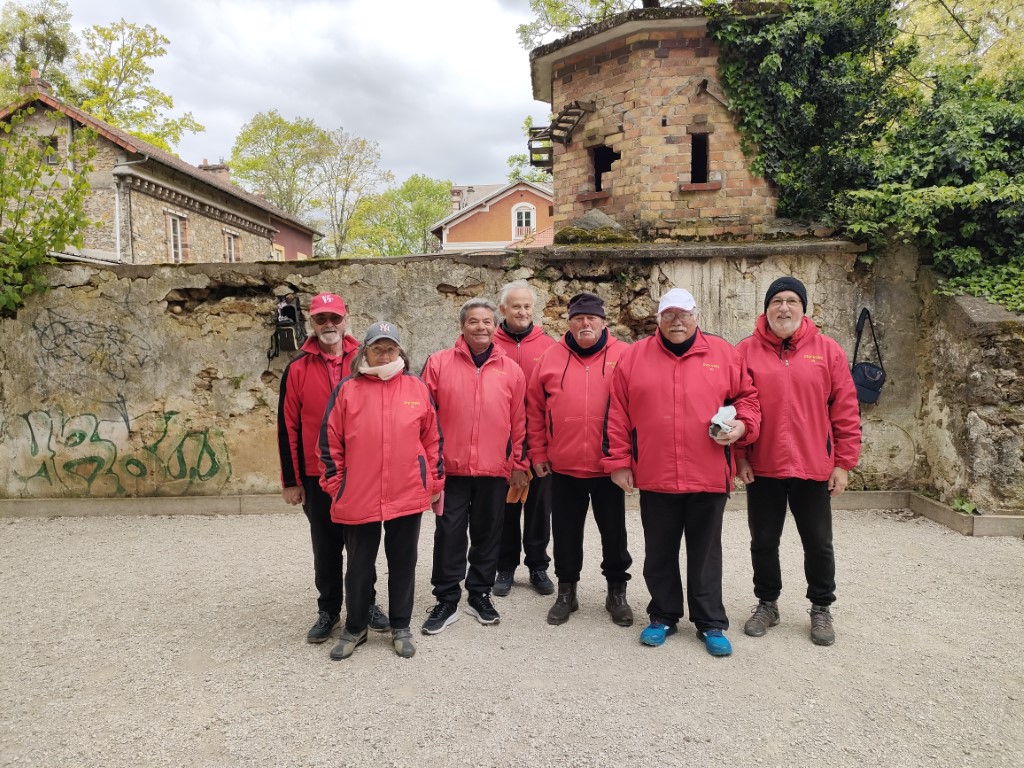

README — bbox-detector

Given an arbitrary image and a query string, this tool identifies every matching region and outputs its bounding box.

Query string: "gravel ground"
[1,505,1022,768]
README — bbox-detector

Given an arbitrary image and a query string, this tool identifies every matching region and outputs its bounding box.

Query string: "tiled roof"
[507,225,554,249]
[0,91,319,235]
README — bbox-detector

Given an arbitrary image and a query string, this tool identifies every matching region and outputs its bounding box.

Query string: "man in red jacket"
[528,292,634,627]
[277,292,388,644]
[493,280,556,598]
[603,287,760,657]
[735,277,861,646]
[420,298,529,635]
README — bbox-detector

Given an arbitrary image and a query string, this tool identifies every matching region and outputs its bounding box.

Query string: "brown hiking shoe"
[743,600,780,637]
[809,605,835,646]
[605,582,634,627]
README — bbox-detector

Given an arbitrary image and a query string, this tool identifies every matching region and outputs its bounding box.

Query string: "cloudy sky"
[61,0,549,187]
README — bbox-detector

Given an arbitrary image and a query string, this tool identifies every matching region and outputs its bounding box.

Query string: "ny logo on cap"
[378,322,393,332]
[319,294,334,303]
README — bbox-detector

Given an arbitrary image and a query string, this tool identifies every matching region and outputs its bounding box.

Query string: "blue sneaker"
[640,621,678,647]
[698,629,733,657]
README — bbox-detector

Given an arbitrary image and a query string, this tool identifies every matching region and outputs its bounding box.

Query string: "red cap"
[309,293,347,315]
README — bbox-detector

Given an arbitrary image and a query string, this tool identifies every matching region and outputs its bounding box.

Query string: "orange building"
[431,181,553,251]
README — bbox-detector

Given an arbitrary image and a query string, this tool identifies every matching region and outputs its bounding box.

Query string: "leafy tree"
[74,19,203,152]
[312,127,393,258]
[517,1,697,48]
[348,174,452,257]
[836,65,1024,310]
[229,110,331,218]
[706,0,917,220]
[506,115,553,183]
[899,0,1024,79]
[0,0,76,103]
[0,106,95,313]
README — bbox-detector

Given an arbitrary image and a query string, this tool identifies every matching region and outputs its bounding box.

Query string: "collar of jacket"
[753,314,815,350]
[654,327,708,358]
[454,334,506,365]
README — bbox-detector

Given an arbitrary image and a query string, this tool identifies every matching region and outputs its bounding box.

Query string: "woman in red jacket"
[319,322,444,660]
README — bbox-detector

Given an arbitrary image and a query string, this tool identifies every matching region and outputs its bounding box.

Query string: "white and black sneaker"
[421,601,460,635]
[467,592,500,625]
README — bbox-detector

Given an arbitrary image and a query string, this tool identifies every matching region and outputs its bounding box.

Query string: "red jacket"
[735,315,861,480]
[277,334,360,485]
[527,334,628,478]
[318,372,444,525]
[421,337,528,478]
[602,329,761,494]
[494,324,556,384]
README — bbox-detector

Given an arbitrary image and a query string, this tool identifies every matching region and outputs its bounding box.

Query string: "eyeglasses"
[312,314,345,325]
[660,310,695,323]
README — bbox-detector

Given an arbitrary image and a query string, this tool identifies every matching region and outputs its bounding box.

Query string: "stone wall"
[917,271,1024,515]
[0,243,1020,513]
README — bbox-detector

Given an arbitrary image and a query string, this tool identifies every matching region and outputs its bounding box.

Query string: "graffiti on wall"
[33,309,154,383]
[8,408,231,497]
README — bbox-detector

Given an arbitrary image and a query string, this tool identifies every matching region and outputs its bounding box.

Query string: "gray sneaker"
[809,605,835,646]
[329,627,368,660]
[392,628,416,658]
[744,600,780,637]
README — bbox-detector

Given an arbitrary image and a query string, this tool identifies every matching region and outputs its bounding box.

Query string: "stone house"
[0,78,319,264]
[430,181,554,251]
[529,6,778,239]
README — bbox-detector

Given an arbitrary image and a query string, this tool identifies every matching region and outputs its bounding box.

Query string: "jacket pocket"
[418,455,427,489]
[334,470,348,502]
[825,434,833,458]
[630,428,638,462]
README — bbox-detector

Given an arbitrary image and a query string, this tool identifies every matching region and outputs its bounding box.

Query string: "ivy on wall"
[705,1,1024,312]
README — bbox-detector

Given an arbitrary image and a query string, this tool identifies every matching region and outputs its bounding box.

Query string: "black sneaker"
[529,569,555,595]
[306,611,339,644]
[466,592,501,625]
[421,601,460,635]
[493,570,514,597]
[368,603,391,632]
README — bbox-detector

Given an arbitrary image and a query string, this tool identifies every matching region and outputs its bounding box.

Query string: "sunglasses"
[312,314,346,325]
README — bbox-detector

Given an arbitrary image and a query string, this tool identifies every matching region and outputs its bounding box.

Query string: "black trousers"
[639,490,728,632]
[301,475,345,616]
[344,513,422,632]
[550,472,631,584]
[497,472,552,571]
[431,475,508,604]
[746,477,836,606]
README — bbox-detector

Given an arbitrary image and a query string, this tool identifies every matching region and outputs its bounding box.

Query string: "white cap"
[658,288,697,314]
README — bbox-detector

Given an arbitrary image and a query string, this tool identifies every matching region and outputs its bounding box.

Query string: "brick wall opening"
[592,145,621,192]
[691,133,709,184]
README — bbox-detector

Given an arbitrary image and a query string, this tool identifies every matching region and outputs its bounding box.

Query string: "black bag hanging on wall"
[268,297,307,360]
[851,308,886,404]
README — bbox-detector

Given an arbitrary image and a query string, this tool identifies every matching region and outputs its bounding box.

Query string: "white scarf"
[358,359,405,381]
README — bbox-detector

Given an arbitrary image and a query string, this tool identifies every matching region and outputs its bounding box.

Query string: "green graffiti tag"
[8,408,232,497]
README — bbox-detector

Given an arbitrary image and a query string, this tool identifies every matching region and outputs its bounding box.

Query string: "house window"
[272,244,286,261]
[224,231,239,263]
[166,213,189,264]
[592,145,621,192]
[512,204,536,240]
[691,133,710,184]
[40,136,59,165]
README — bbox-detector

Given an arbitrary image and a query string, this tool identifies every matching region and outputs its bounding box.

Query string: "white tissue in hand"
[709,405,737,436]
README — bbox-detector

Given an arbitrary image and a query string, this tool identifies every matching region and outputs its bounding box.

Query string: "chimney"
[19,69,52,97]
[198,157,231,182]
[450,187,463,213]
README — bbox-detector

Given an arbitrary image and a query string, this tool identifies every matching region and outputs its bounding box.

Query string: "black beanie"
[567,292,606,319]
[764,277,807,313]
